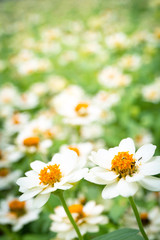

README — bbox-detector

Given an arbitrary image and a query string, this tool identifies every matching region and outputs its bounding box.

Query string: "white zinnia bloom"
[60,142,93,168]
[123,207,160,240]
[0,169,21,190]
[98,66,131,88]
[0,196,41,231]
[85,138,160,199]
[50,200,108,240]
[17,150,88,208]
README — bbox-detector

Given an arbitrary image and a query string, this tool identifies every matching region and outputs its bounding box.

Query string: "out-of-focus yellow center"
[75,103,89,117]
[0,168,9,177]
[111,151,136,178]
[39,164,62,186]
[68,146,80,156]
[69,204,86,220]
[23,136,40,147]
[9,199,26,217]
[12,114,20,124]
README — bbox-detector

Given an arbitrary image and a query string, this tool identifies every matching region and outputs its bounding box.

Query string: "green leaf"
[93,228,144,240]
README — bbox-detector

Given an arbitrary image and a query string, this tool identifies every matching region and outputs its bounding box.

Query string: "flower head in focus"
[85,138,160,199]
[50,200,108,240]
[17,150,88,208]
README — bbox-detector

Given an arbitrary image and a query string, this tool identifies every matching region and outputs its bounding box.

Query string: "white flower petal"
[16,177,39,188]
[19,188,42,201]
[30,161,46,173]
[117,179,138,197]
[93,167,118,182]
[67,168,88,183]
[33,193,50,208]
[102,182,119,199]
[51,150,78,175]
[85,170,108,185]
[90,149,114,169]
[139,176,160,191]
[140,156,160,176]
[125,173,144,182]
[135,144,156,162]
[119,138,135,154]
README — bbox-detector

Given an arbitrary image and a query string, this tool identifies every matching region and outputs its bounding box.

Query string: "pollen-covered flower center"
[111,151,137,178]
[75,103,89,117]
[23,136,40,147]
[39,164,62,186]
[9,199,26,217]
[69,204,86,220]
[68,146,80,156]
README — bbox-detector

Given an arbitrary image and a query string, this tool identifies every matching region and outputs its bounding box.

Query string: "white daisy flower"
[105,32,129,49]
[4,112,29,134]
[50,200,108,240]
[16,150,88,208]
[0,196,41,231]
[0,145,23,168]
[0,168,21,190]
[142,78,160,103]
[123,207,160,240]
[85,138,160,199]
[98,66,131,88]
[60,142,93,168]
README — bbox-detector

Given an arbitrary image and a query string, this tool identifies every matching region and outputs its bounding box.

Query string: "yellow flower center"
[0,168,9,177]
[68,146,80,156]
[75,103,89,117]
[12,114,20,125]
[23,137,40,147]
[39,164,62,186]
[9,199,26,218]
[111,151,137,178]
[69,204,86,220]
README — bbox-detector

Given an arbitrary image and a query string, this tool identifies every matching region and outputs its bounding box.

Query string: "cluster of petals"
[50,200,108,240]
[16,150,88,208]
[85,138,160,199]
[0,196,41,231]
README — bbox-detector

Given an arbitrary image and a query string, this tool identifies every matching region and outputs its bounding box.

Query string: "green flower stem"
[55,190,83,240]
[129,196,149,240]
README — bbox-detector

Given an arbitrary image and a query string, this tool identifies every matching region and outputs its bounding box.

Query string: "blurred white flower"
[16,92,39,110]
[142,78,160,103]
[0,146,23,167]
[60,142,93,167]
[0,85,19,106]
[85,138,160,199]
[0,168,21,190]
[17,150,88,208]
[16,117,53,153]
[123,207,160,240]
[4,112,29,134]
[119,54,141,71]
[0,196,41,231]
[105,32,129,49]
[98,66,131,88]
[50,200,108,240]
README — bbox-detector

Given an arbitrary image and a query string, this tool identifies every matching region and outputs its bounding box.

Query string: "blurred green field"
[0,0,160,240]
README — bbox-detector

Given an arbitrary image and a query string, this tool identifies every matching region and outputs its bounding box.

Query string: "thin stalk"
[129,196,149,240]
[55,190,83,240]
